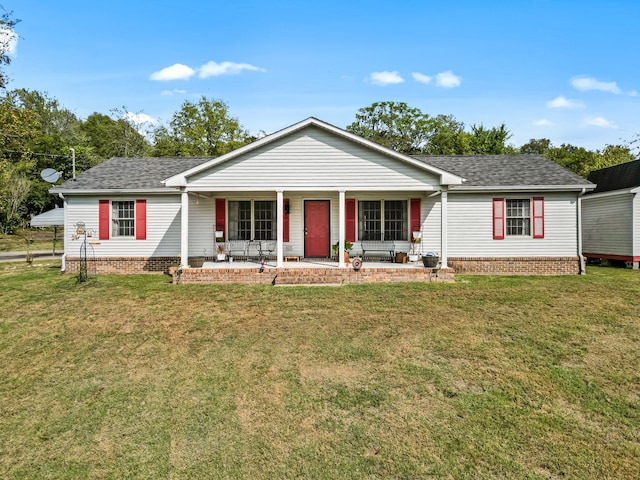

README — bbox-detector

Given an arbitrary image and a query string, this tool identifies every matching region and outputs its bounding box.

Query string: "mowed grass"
[0,229,63,252]
[1,263,639,479]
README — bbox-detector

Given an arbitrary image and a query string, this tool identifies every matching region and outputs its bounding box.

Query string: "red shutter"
[410,198,421,234]
[493,198,505,240]
[532,197,544,238]
[283,198,290,242]
[345,198,356,242]
[99,200,110,240]
[135,199,147,240]
[215,198,226,240]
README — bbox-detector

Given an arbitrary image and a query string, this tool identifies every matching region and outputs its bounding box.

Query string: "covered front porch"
[179,188,451,272]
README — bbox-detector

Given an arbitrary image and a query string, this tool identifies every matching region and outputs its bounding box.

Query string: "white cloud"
[547,96,584,109]
[412,72,432,84]
[124,112,158,125]
[571,76,621,94]
[151,61,265,81]
[0,26,18,56]
[370,71,404,86]
[161,89,187,96]
[435,70,461,88]
[198,61,265,78]
[584,116,617,128]
[534,119,554,127]
[150,63,196,81]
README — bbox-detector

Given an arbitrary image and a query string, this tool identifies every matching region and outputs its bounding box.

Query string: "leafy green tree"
[0,90,38,232]
[81,111,149,160]
[347,101,514,155]
[592,144,635,172]
[0,6,18,90]
[152,97,251,157]
[519,138,551,155]
[468,123,514,154]
[422,114,470,155]
[346,101,434,154]
[544,144,596,178]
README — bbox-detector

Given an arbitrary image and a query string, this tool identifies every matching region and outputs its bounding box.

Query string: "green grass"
[1,263,639,479]
[0,228,63,252]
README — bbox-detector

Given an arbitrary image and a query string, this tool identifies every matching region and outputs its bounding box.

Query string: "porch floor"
[200,258,428,269]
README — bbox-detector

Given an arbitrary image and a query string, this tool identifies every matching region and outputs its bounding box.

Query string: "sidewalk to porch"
[170,258,454,285]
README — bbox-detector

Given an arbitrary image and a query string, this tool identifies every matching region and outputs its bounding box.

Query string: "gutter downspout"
[577,188,586,275]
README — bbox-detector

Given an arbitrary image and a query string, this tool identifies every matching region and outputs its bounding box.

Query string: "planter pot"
[422,256,439,268]
[408,254,419,263]
[216,253,226,262]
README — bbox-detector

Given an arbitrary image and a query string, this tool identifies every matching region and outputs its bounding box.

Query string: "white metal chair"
[225,240,249,261]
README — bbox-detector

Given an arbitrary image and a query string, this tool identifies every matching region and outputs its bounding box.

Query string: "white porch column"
[277,190,284,267]
[440,188,448,269]
[180,191,190,267]
[339,190,346,268]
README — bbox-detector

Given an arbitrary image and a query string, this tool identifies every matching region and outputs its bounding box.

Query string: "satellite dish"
[40,168,63,183]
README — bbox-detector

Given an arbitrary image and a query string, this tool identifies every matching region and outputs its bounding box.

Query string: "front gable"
[164,118,463,191]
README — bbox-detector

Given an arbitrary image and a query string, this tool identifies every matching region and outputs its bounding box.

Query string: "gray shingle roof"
[586,159,640,193]
[51,157,210,191]
[52,153,594,193]
[412,154,594,188]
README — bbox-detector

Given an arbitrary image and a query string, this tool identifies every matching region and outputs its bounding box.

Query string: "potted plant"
[332,240,353,263]
[216,243,226,261]
[422,251,440,268]
[408,236,421,262]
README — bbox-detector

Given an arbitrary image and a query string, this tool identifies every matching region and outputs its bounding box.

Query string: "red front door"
[304,200,330,257]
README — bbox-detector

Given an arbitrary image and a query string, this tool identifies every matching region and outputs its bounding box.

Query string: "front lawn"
[1,264,638,478]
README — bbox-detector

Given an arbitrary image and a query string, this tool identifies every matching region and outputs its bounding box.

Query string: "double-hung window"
[358,200,407,241]
[112,200,135,237]
[228,200,276,240]
[505,199,531,236]
[494,197,543,239]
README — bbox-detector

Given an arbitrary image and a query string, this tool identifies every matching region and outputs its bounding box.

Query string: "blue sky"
[4,0,639,150]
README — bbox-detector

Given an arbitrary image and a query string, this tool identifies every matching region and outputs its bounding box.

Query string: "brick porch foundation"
[169,266,454,285]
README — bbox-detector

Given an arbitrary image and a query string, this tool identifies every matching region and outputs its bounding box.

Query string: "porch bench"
[360,240,396,262]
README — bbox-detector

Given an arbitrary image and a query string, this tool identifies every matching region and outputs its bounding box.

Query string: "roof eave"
[50,187,181,195]
[451,184,596,192]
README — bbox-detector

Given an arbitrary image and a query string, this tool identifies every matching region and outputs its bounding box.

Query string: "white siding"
[582,192,634,256]
[447,192,579,257]
[188,195,216,257]
[64,195,182,258]
[188,126,441,191]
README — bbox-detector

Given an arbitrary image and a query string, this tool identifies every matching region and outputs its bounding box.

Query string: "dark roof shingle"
[586,159,640,194]
[412,154,594,187]
[52,157,209,191]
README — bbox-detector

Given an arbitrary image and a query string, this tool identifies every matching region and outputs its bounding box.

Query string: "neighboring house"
[50,117,594,277]
[582,159,640,269]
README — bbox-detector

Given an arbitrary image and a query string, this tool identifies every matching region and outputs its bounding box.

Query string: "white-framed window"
[228,200,276,240]
[505,199,531,236]
[358,200,408,241]
[112,200,135,237]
